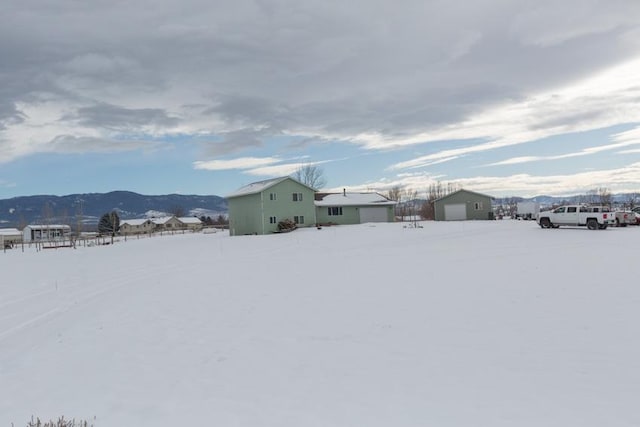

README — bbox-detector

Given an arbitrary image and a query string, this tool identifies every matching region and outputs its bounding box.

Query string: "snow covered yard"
[1,221,639,426]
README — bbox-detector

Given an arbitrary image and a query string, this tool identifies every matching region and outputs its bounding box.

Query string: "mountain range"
[0,191,227,229]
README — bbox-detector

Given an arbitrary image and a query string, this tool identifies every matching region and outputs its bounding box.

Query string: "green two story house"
[226,176,317,236]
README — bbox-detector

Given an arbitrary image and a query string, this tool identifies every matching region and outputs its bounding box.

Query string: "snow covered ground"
[1,221,639,426]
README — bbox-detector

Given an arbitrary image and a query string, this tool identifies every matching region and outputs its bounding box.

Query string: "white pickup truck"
[536,205,615,230]
[584,206,636,227]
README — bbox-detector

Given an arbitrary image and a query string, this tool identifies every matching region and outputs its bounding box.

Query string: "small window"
[293,192,303,201]
[328,207,343,216]
[567,207,577,213]
[294,216,305,224]
[269,216,277,224]
[474,202,483,210]
[269,193,277,201]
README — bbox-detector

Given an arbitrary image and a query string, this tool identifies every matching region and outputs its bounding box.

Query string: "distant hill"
[494,192,638,207]
[0,191,227,229]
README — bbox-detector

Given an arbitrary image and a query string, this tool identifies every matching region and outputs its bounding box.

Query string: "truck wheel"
[587,219,598,230]
[540,218,551,228]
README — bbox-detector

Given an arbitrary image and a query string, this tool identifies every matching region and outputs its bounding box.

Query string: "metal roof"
[314,192,396,206]
[226,176,315,198]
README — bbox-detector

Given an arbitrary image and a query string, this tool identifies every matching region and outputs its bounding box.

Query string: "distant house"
[119,219,154,235]
[176,217,203,231]
[151,216,183,231]
[22,224,72,242]
[120,216,203,235]
[226,176,317,236]
[434,189,494,221]
[315,191,396,225]
[0,228,22,247]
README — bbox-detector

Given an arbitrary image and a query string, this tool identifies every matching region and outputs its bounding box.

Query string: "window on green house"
[474,202,483,210]
[328,207,343,216]
[269,216,277,223]
[293,192,303,201]
[269,193,277,200]
[294,216,304,224]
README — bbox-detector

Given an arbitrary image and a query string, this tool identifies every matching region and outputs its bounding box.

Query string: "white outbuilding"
[22,224,72,242]
[1,228,22,247]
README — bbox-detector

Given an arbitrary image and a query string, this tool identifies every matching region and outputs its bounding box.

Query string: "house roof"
[434,189,494,203]
[120,219,151,226]
[314,192,396,207]
[0,228,21,236]
[150,216,175,225]
[226,176,315,198]
[25,224,71,230]
[177,217,202,224]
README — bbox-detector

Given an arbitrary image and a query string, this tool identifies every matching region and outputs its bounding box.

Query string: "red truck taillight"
[603,213,608,218]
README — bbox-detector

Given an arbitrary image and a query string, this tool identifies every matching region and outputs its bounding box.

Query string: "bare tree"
[385,186,404,219]
[74,198,84,236]
[404,188,419,225]
[597,187,612,207]
[386,186,402,202]
[17,214,27,231]
[41,202,54,225]
[585,187,612,206]
[421,181,459,220]
[168,205,186,217]
[292,164,327,189]
[40,202,54,243]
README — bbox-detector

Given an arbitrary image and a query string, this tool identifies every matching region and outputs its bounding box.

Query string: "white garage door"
[444,203,466,221]
[359,207,388,223]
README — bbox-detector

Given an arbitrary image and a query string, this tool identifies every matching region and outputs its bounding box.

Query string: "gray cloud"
[0,102,25,130]
[1,0,639,160]
[203,129,266,157]
[69,103,180,131]
[49,135,163,153]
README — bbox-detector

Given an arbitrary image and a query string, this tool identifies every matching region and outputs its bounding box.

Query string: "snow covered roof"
[226,176,314,198]
[226,177,289,198]
[314,192,396,206]
[177,217,202,224]
[120,219,151,226]
[0,228,21,236]
[150,216,175,225]
[434,189,493,202]
[25,224,71,230]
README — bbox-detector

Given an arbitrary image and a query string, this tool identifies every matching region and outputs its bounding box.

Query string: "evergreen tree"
[98,211,120,235]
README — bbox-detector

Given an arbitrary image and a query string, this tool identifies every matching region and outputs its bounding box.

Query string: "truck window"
[554,207,566,213]
[580,207,587,212]
[567,207,577,213]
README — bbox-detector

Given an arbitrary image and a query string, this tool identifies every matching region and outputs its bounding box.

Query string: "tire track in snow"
[0,260,192,342]
[0,307,62,341]
[0,288,58,309]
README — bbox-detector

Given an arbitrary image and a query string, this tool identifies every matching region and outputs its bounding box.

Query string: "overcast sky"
[1,0,640,198]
